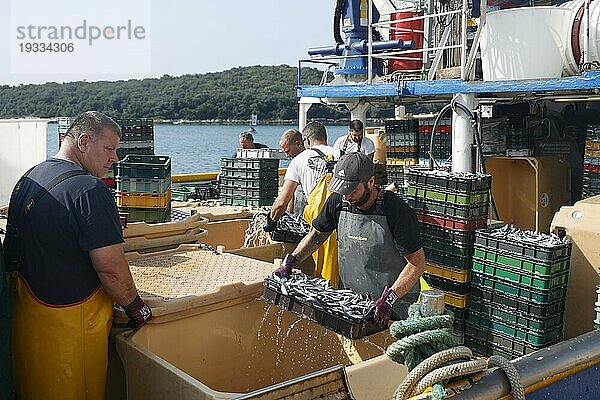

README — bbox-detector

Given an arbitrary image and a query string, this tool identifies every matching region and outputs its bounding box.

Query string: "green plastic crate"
[470,285,565,317]
[219,186,278,198]
[220,195,275,207]
[467,310,563,346]
[424,246,472,270]
[119,205,170,223]
[474,246,570,275]
[220,157,279,170]
[407,197,489,219]
[465,324,555,359]
[220,176,279,189]
[472,258,569,290]
[116,155,171,179]
[471,271,568,304]
[219,167,279,180]
[421,235,473,258]
[468,300,564,332]
[406,185,489,205]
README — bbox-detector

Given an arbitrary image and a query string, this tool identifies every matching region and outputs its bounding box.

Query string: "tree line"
[0,65,348,121]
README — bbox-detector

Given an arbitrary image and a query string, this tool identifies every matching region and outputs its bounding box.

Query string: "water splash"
[275,317,303,365]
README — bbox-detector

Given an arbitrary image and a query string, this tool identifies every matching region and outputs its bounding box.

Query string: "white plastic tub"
[480,7,573,81]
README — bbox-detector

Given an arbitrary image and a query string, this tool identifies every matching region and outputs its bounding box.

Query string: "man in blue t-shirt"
[3,111,152,400]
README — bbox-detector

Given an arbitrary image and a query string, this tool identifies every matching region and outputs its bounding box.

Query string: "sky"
[0,0,336,86]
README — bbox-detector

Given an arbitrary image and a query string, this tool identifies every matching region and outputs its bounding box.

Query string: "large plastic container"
[480,7,573,81]
[551,195,600,339]
[485,156,571,232]
[389,11,424,72]
[114,246,406,400]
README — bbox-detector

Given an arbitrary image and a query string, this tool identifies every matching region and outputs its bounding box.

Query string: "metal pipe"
[371,44,462,58]
[308,40,414,57]
[584,0,590,63]
[465,0,486,80]
[368,0,373,84]
[452,93,475,173]
[460,0,468,80]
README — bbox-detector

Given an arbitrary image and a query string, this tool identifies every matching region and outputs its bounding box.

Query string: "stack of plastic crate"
[405,169,491,339]
[115,155,172,223]
[219,154,279,207]
[505,126,534,157]
[384,120,419,194]
[57,117,71,147]
[418,118,452,166]
[115,118,155,160]
[467,225,571,359]
[583,125,600,198]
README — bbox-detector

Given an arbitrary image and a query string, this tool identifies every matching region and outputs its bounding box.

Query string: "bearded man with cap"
[274,152,425,325]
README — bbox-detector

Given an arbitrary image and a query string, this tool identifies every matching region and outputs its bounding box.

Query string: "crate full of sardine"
[263,273,384,339]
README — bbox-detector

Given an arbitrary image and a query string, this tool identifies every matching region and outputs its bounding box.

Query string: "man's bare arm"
[270,179,298,221]
[90,243,138,306]
[390,248,426,298]
[291,228,332,262]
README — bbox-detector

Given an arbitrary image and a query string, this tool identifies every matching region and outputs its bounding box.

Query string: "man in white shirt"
[265,121,341,285]
[333,119,375,160]
[268,122,339,222]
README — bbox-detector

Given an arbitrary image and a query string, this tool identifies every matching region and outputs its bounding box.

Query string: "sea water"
[47,123,348,174]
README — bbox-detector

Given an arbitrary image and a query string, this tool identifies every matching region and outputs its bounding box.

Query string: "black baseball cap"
[328,152,374,195]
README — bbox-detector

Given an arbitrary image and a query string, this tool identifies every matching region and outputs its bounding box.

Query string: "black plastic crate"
[385,119,419,134]
[424,246,472,270]
[116,155,171,179]
[470,271,568,304]
[467,309,562,346]
[421,235,473,258]
[465,324,555,359]
[117,147,155,160]
[474,227,571,263]
[469,299,564,333]
[420,224,475,247]
[407,197,489,220]
[423,273,469,295]
[261,283,384,339]
[469,285,565,317]
[406,169,492,193]
[269,229,306,244]
[120,130,154,142]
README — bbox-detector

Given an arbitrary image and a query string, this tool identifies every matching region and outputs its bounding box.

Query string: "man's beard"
[349,184,371,207]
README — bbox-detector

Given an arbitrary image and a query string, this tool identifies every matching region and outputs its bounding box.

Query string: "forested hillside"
[0,65,346,121]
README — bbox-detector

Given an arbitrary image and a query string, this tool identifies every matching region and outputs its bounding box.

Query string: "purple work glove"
[274,254,297,278]
[123,294,153,329]
[373,286,399,327]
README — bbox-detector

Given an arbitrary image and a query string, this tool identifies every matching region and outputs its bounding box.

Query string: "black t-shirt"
[312,190,422,255]
[5,159,123,305]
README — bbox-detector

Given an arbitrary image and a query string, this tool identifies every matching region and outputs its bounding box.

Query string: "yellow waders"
[10,274,114,400]
[303,173,340,287]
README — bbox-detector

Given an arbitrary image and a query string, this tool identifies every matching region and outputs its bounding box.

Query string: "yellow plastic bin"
[114,245,406,400]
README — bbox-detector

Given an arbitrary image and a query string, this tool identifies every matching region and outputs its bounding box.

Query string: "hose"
[333,0,345,45]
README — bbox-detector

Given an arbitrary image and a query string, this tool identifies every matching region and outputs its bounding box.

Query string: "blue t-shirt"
[4,159,123,305]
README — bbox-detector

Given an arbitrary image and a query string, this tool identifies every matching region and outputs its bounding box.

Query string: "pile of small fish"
[411,168,491,180]
[265,273,374,322]
[276,212,310,236]
[484,224,571,248]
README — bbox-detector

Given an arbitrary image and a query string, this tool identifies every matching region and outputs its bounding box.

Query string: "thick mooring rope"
[387,303,524,400]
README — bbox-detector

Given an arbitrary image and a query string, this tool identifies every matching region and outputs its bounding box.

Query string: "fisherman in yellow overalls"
[266,122,341,286]
[3,111,152,400]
